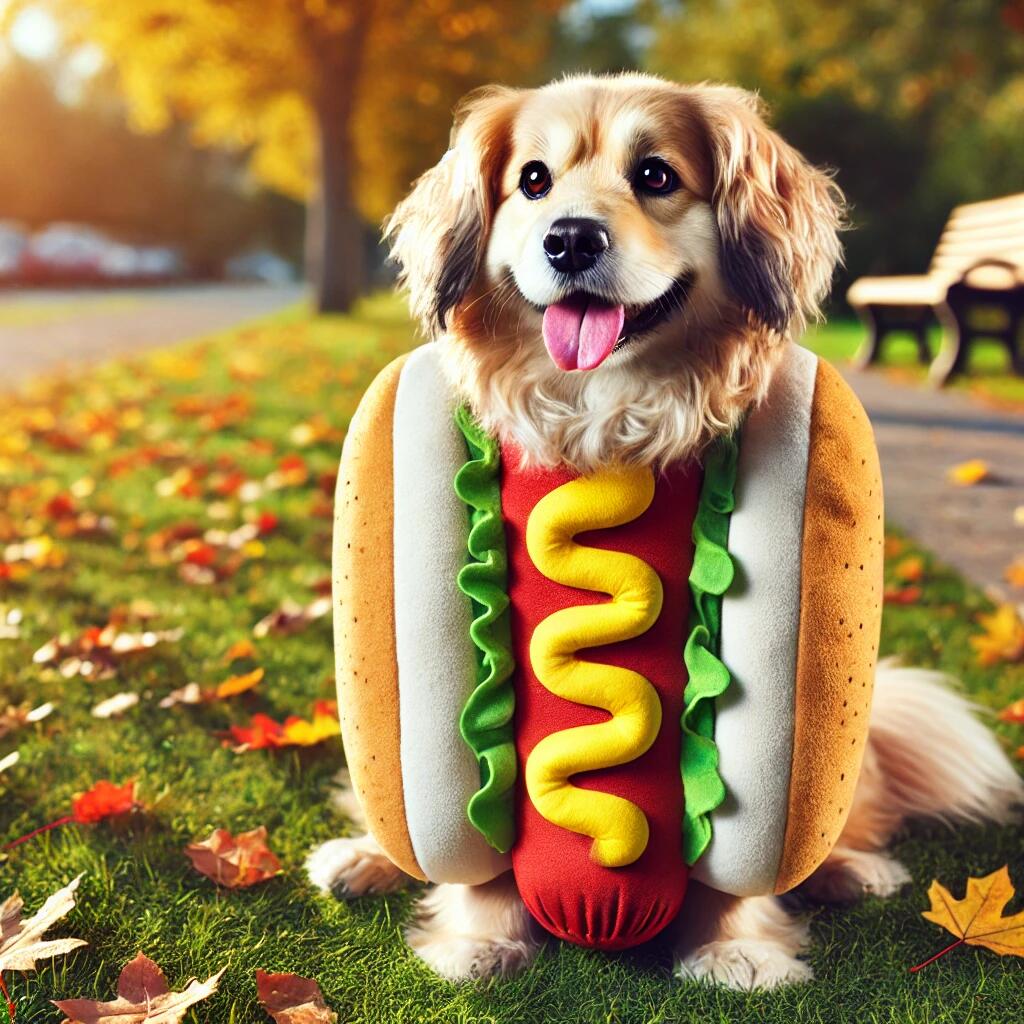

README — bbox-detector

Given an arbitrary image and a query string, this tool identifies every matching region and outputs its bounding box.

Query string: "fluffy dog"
[306,74,1023,989]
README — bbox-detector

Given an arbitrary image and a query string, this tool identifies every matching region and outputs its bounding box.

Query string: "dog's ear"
[696,87,845,334]
[385,85,519,337]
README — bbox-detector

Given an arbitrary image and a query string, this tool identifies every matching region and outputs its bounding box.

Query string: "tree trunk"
[304,4,372,314]
[311,102,365,312]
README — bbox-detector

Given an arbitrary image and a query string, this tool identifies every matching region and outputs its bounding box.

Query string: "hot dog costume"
[333,341,883,950]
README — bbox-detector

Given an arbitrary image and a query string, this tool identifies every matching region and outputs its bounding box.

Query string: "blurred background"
[1,0,1022,310]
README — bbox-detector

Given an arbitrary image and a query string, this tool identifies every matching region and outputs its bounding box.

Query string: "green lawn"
[1,299,1022,1024]
[803,317,1024,408]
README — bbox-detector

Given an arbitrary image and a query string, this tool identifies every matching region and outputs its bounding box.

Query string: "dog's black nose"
[543,218,609,275]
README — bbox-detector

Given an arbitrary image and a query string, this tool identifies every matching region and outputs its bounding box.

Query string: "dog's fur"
[307,74,1024,989]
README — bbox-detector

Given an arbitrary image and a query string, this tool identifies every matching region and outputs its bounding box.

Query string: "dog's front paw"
[407,929,535,982]
[802,849,911,903]
[676,940,814,991]
[305,835,407,897]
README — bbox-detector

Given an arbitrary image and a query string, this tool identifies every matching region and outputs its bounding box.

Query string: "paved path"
[1,287,1020,597]
[841,366,1024,601]
[0,283,305,388]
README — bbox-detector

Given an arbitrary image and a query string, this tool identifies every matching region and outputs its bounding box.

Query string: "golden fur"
[307,73,1022,991]
[386,74,844,472]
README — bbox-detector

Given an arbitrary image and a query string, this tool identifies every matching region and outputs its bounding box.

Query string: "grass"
[803,317,1024,409]
[1,297,1022,1024]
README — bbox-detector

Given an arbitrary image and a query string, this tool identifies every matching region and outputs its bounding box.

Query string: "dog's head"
[386,74,844,470]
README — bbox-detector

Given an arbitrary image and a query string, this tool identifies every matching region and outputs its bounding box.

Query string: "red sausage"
[501,449,700,950]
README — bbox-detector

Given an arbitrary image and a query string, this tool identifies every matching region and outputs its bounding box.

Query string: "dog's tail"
[852,658,1023,843]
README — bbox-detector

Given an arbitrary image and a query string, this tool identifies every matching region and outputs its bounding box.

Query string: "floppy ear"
[696,87,844,335]
[385,85,520,337]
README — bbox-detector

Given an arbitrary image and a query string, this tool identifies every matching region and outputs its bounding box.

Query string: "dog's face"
[386,74,843,470]
[483,86,719,371]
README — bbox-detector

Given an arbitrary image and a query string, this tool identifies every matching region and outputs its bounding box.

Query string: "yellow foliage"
[17,0,564,210]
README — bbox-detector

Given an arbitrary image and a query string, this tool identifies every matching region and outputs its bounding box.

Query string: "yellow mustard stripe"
[524,467,664,868]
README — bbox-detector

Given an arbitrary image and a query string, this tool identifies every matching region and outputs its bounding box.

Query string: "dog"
[306,73,1023,989]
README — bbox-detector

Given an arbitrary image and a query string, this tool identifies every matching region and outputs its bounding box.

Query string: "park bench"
[846,192,1024,384]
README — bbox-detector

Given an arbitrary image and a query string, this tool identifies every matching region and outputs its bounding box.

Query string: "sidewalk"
[841,365,1024,601]
[1,283,305,387]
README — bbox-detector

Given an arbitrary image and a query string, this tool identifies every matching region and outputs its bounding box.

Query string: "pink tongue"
[542,297,625,371]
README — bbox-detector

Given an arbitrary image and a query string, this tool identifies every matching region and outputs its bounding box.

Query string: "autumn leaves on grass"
[1,890,336,1023]
[1,819,337,1022]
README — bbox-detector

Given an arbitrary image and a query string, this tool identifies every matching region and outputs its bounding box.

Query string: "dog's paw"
[305,835,407,897]
[675,939,814,991]
[406,929,536,982]
[802,850,911,903]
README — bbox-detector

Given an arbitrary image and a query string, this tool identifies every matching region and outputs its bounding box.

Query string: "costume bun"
[333,342,882,946]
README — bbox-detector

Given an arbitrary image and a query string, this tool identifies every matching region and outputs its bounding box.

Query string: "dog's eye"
[635,158,679,196]
[520,161,552,200]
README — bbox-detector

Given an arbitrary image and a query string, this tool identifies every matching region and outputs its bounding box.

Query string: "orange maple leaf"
[913,865,1024,971]
[184,826,282,889]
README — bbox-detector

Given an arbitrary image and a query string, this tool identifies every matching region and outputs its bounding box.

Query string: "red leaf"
[72,780,137,824]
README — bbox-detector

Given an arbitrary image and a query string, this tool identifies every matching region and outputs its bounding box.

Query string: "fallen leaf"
[253,597,331,639]
[970,605,1024,667]
[0,701,54,738]
[222,714,284,752]
[158,668,263,709]
[1000,699,1024,724]
[0,607,22,640]
[184,826,282,888]
[0,875,86,972]
[158,683,205,708]
[53,952,224,1024]
[1006,558,1024,589]
[256,970,337,1023]
[281,701,340,747]
[223,638,257,663]
[947,459,992,487]
[215,667,264,698]
[884,585,923,606]
[223,702,338,752]
[72,780,138,824]
[33,622,182,681]
[91,693,139,719]
[913,865,1024,971]
[894,556,925,582]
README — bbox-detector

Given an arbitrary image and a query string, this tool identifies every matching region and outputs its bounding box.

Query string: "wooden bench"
[846,193,1024,384]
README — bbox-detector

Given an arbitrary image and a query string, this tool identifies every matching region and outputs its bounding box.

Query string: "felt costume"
[333,342,883,950]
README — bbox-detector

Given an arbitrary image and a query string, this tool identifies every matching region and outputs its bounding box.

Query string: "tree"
[644,0,1024,291]
[0,54,302,270]
[10,0,565,311]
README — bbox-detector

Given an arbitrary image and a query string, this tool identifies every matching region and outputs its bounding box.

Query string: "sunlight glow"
[8,6,59,61]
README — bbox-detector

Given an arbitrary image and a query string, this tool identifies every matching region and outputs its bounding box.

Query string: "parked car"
[225,249,296,285]
[0,221,29,280]
[7,223,186,285]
